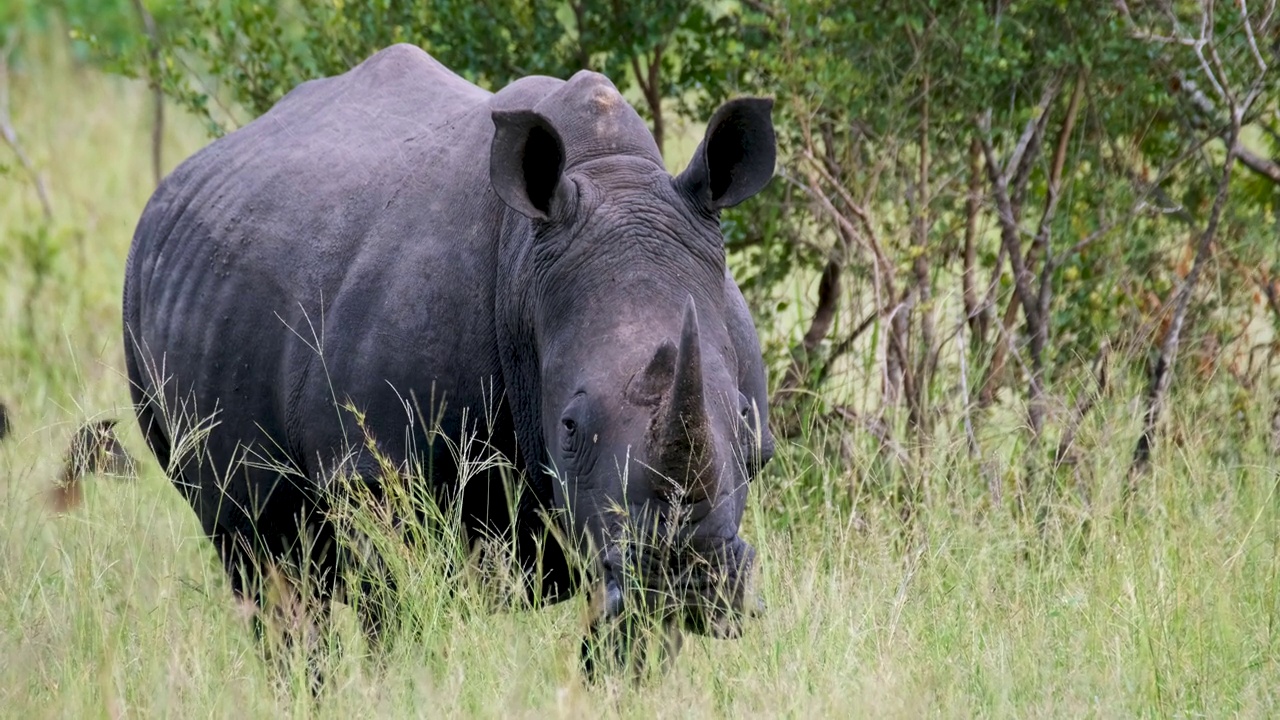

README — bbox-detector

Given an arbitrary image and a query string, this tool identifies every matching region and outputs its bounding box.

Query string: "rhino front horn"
[660,296,713,501]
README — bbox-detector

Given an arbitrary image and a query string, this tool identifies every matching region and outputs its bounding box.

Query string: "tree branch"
[0,35,53,221]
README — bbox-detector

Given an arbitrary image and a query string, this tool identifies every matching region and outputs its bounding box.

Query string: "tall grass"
[1,40,1277,718]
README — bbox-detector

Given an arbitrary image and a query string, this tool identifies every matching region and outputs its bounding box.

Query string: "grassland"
[2,42,1278,718]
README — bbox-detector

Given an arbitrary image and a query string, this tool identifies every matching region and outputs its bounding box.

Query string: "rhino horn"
[659,297,713,502]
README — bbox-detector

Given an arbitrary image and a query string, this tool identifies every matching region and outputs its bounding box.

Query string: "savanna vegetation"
[1,0,1278,716]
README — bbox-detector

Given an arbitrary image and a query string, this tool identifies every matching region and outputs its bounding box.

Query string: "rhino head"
[489,72,776,674]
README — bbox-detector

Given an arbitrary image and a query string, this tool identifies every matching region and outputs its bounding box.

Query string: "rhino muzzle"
[580,536,759,682]
[589,534,759,632]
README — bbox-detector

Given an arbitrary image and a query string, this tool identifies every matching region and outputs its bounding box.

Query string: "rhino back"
[125,45,511,491]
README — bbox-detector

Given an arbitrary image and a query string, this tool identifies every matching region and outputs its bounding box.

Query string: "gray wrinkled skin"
[123,45,776,669]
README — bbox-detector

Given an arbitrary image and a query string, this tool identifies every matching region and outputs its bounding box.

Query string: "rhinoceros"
[123,44,776,673]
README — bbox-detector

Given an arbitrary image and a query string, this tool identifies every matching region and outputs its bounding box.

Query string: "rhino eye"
[558,417,578,454]
[559,392,588,454]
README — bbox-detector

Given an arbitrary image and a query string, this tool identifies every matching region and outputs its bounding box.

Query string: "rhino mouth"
[593,535,758,637]
[579,535,758,680]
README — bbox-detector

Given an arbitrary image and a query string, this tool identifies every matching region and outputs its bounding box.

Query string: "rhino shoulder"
[268,43,488,121]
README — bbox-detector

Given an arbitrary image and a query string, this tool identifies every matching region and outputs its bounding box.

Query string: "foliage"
[716,0,1278,502]
[4,0,1275,509]
[70,0,738,151]
[2,0,169,63]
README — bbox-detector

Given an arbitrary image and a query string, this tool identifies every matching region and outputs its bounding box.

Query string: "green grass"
[2,41,1279,718]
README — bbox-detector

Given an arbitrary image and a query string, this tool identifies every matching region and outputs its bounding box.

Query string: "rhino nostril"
[587,577,625,629]
[602,579,624,622]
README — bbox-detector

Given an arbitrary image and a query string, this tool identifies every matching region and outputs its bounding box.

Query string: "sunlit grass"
[1,38,1277,718]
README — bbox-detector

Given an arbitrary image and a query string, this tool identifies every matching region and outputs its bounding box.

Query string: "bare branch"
[1232,142,1280,183]
[0,35,53,221]
[1116,0,1229,103]
[978,128,1038,326]
[962,138,985,341]
[800,148,894,280]
[1005,76,1063,202]
[1053,341,1110,472]
[1031,72,1086,274]
[811,291,914,393]
[1239,0,1269,73]
[1198,1,1233,107]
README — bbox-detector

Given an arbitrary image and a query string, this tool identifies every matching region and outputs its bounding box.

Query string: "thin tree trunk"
[973,81,1060,424]
[979,134,1043,513]
[131,0,164,186]
[629,45,665,157]
[777,254,842,400]
[962,137,984,344]
[1129,126,1240,484]
[570,2,591,70]
[957,320,980,459]
[908,71,934,446]
[1024,73,1084,493]
[979,292,1020,409]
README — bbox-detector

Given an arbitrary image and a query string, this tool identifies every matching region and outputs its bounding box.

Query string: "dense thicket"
[6,0,1277,518]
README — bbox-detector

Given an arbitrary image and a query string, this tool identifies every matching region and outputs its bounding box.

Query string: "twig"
[800,147,894,280]
[831,405,910,470]
[0,35,53,221]
[1239,0,1270,73]
[957,321,979,459]
[776,260,842,395]
[811,289,914,392]
[1053,341,1110,471]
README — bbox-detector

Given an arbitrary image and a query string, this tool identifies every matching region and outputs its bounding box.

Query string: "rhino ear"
[677,98,776,212]
[490,109,570,221]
